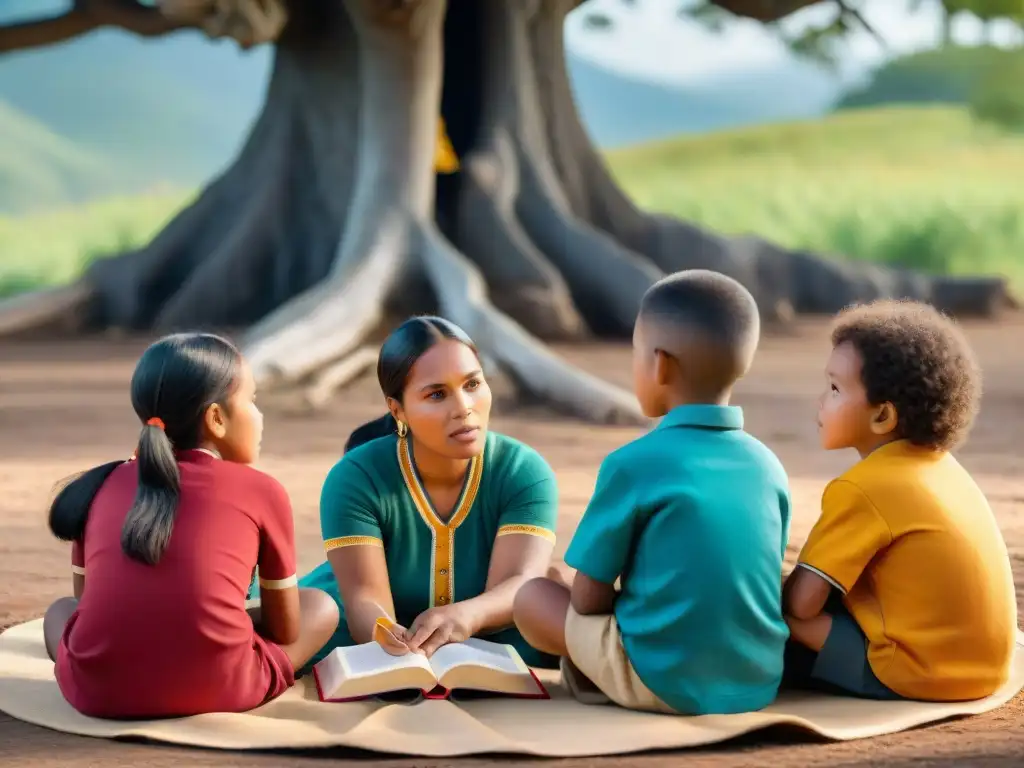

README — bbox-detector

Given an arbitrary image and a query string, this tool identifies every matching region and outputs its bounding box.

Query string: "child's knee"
[514,576,568,626]
[546,562,575,588]
[513,577,546,623]
[43,597,77,660]
[44,596,77,628]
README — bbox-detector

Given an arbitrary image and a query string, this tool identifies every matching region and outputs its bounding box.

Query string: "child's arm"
[256,477,302,646]
[571,572,617,616]
[563,452,639,615]
[785,479,891,646]
[71,539,85,600]
[783,567,832,620]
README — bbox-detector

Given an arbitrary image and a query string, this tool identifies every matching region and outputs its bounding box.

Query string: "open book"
[312,637,549,702]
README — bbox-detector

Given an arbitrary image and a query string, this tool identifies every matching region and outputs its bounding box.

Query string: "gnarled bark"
[235,0,645,424]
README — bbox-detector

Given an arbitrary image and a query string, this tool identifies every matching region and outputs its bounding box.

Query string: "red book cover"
[312,664,550,703]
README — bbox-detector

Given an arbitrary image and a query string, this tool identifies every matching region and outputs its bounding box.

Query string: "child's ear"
[653,348,673,386]
[870,402,898,436]
[203,402,228,440]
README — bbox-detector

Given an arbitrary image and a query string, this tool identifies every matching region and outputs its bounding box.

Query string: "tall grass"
[1,105,1022,299]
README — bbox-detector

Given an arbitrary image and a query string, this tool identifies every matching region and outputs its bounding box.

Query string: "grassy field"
[1,105,1022,299]
[609,106,1024,285]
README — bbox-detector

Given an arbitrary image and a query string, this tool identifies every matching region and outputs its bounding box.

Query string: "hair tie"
[146,417,165,430]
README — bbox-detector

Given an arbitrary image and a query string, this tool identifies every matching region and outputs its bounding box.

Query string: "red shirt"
[57,450,297,718]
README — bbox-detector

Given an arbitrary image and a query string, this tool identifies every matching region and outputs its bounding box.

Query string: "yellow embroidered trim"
[496,524,556,543]
[324,535,384,552]
[71,565,86,576]
[259,574,298,590]
[397,435,483,608]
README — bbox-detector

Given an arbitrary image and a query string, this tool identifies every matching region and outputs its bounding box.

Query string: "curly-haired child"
[783,299,1018,702]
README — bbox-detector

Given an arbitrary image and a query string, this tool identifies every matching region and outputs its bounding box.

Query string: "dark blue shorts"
[784,600,904,701]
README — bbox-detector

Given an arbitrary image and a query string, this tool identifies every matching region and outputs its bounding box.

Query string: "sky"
[564,0,1024,85]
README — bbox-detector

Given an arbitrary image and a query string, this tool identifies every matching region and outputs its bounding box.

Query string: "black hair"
[638,269,760,393]
[831,299,980,451]
[344,316,478,452]
[48,333,242,565]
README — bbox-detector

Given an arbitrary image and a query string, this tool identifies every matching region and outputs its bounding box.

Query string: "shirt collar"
[656,404,744,432]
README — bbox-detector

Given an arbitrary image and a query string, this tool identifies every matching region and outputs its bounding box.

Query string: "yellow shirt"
[799,440,1017,701]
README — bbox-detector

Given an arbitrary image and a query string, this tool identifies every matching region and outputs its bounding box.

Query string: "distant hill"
[569,54,838,149]
[0,28,268,196]
[835,45,1024,111]
[0,5,841,212]
[0,100,124,214]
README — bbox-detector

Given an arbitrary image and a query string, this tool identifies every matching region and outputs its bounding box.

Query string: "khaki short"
[563,606,677,714]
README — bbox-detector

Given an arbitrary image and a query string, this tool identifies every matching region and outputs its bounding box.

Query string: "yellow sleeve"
[798,479,892,594]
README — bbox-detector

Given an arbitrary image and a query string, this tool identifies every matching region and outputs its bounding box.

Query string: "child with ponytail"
[44,333,339,719]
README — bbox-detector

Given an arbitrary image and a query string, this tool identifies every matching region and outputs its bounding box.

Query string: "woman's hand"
[406,604,476,657]
[373,618,412,656]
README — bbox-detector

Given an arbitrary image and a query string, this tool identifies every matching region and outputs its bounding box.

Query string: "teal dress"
[299,430,560,668]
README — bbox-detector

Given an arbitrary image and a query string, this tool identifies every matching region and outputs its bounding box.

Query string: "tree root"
[454,137,587,341]
[0,283,96,337]
[243,226,409,385]
[416,221,646,426]
[303,345,380,410]
[511,137,661,337]
[463,0,661,339]
[240,212,645,426]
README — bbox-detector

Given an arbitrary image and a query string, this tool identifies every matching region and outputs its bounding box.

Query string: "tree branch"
[0,1,189,55]
[710,0,827,23]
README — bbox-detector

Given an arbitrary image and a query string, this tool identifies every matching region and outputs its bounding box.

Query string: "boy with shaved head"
[514,270,792,716]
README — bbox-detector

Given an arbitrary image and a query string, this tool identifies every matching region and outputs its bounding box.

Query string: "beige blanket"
[1,620,1021,757]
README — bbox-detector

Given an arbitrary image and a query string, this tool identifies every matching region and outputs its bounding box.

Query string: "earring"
[396,420,408,438]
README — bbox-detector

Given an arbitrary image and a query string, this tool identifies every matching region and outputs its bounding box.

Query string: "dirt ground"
[1,317,1023,767]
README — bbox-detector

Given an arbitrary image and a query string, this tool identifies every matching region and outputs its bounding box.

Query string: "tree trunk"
[87,0,361,332]
[0,0,1013,426]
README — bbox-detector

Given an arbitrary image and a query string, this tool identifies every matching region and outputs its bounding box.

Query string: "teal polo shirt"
[564,404,792,715]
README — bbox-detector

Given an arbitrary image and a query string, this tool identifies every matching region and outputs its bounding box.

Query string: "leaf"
[582,12,615,30]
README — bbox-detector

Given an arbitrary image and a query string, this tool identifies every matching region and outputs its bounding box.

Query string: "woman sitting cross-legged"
[299,316,561,667]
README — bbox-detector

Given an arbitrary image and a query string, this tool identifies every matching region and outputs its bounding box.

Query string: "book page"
[338,642,435,679]
[315,643,438,700]
[429,638,528,680]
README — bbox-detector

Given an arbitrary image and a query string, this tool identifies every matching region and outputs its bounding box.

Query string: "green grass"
[1,105,1022,300]
[607,105,1024,289]
[0,190,193,298]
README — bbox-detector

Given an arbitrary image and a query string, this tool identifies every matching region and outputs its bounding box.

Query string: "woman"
[299,316,560,667]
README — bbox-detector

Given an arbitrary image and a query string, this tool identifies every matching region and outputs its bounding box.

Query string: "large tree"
[0,0,1013,424]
